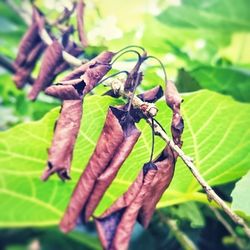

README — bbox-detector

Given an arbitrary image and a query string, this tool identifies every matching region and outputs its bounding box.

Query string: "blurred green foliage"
[0,0,250,249]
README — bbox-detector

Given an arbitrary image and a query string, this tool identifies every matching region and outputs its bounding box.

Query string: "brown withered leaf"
[45,79,85,100]
[14,12,43,68]
[95,162,157,250]
[84,107,141,221]
[166,80,184,147]
[63,51,114,81]
[59,107,140,232]
[76,0,88,48]
[13,42,45,88]
[45,51,114,100]
[41,100,83,181]
[138,80,184,228]
[13,7,45,88]
[28,40,63,100]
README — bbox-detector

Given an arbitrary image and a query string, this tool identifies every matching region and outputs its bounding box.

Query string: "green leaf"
[158,0,250,33]
[0,90,249,227]
[231,171,250,217]
[189,66,250,102]
[172,202,205,228]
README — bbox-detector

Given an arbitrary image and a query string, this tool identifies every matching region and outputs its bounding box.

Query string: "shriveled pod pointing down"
[95,162,157,250]
[13,42,45,88]
[84,107,141,221]
[138,80,184,228]
[41,100,83,181]
[13,7,45,88]
[28,40,63,100]
[59,107,141,232]
[42,52,114,181]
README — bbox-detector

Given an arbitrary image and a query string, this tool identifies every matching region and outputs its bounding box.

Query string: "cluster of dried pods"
[11,2,184,249]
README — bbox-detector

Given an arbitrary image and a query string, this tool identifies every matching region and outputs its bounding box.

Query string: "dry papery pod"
[59,107,141,232]
[53,27,83,76]
[82,86,164,221]
[76,0,88,48]
[137,80,184,228]
[53,42,83,76]
[13,42,45,88]
[45,51,114,100]
[95,162,157,250]
[42,52,114,181]
[28,40,63,100]
[13,7,45,88]
[41,100,83,181]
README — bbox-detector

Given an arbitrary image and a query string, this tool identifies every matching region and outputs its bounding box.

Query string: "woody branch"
[105,78,250,238]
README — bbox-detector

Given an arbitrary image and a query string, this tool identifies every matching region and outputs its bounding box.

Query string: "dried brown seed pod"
[59,107,140,232]
[13,7,45,88]
[76,0,88,48]
[137,85,163,103]
[41,100,83,181]
[13,42,45,88]
[166,80,184,147]
[53,42,83,76]
[45,51,114,100]
[95,162,157,250]
[28,40,63,100]
[84,107,141,221]
[138,80,184,228]
[63,51,114,81]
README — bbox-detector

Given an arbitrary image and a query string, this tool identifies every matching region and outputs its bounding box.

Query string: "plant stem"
[209,206,245,249]
[158,211,198,250]
[107,77,250,238]
[149,118,250,238]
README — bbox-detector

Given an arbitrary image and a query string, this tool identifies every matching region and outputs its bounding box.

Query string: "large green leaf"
[189,66,250,102]
[158,0,250,33]
[154,0,250,66]
[0,90,250,227]
[231,171,250,217]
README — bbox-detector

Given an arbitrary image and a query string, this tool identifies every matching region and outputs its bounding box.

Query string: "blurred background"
[0,0,250,249]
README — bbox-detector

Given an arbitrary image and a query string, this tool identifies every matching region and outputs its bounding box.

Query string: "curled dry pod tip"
[59,106,141,232]
[13,7,45,88]
[45,51,114,100]
[41,100,83,181]
[95,162,157,250]
[28,40,63,101]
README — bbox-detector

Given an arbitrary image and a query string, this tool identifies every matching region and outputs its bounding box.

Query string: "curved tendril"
[115,45,146,55]
[111,49,141,66]
[145,55,168,84]
[149,118,155,162]
[97,70,129,86]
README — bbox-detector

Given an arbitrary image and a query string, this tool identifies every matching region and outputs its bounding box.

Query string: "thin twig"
[158,211,198,250]
[106,77,250,238]
[149,118,250,238]
[209,206,245,249]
